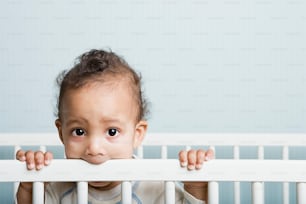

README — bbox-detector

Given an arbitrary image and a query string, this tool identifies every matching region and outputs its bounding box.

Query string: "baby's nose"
[86,136,107,156]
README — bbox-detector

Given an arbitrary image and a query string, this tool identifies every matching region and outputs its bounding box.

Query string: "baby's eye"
[107,128,119,137]
[72,128,86,137]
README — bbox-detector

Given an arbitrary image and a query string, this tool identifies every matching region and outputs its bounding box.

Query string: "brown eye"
[72,128,85,136]
[107,128,119,137]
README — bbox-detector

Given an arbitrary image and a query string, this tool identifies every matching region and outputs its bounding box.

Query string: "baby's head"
[54,49,149,166]
[56,49,148,123]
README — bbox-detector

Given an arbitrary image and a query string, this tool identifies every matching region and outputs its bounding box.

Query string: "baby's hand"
[178,149,214,170]
[179,149,214,201]
[16,149,53,170]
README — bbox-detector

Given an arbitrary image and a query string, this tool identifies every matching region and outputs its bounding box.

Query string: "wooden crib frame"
[1,133,306,204]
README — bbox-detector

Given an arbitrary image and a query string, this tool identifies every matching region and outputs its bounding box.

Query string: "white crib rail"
[144,133,306,146]
[1,159,306,204]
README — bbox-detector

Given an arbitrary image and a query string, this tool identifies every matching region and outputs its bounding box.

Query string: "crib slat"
[14,145,21,198]
[33,182,44,204]
[233,146,240,204]
[122,181,132,204]
[208,181,219,204]
[39,145,47,153]
[77,181,88,204]
[161,145,167,159]
[136,146,143,158]
[283,182,289,204]
[234,182,240,204]
[256,146,265,204]
[252,182,264,204]
[208,147,218,204]
[282,146,289,160]
[282,146,289,204]
[257,146,264,160]
[165,181,175,204]
[297,182,306,204]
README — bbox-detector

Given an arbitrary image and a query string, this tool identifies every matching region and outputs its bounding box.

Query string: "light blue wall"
[0,1,305,203]
[0,1,305,133]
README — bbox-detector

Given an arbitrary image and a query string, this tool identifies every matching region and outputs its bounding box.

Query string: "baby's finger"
[205,148,215,161]
[25,151,35,170]
[34,151,45,170]
[196,149,205,170]
[178,150,187,167]
[187,149,196,170]
[44,152,53,166]
[16,150,26,161]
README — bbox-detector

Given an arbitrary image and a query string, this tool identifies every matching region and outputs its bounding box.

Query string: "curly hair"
[55,49,149,122]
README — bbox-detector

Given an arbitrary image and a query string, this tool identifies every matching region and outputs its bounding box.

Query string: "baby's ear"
[133,120,148,148]
[55,119,64,144]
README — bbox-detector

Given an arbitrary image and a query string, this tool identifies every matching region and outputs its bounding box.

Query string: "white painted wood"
[165,181,175,204]
[33,182,44,204]
[2,159,306,182]
[252,182,264,204]
[282,146,289,204]
[136,146,143,158]
[161,145,167,159]
[77,181,88,204]
[297,182,306,204]
[121,181,132,204]
[208,181,219,204]
[233,146,240,204]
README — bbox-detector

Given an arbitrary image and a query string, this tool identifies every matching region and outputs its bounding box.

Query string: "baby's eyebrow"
[65,118,88,126]
[100,118,125,125]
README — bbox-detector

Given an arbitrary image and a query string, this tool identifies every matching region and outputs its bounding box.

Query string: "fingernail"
[181,162,187,167]
[20,156,26,161]
[45,160,50,165]
[196,164,202,169]
[28,164,34,169]
[188,165,195,170]
[37,164,43,170]
[205,156,210,161]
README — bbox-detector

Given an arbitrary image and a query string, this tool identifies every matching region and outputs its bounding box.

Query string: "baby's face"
[56,79,146,165]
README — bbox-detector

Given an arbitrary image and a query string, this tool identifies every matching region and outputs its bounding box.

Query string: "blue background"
[0,1,305,203]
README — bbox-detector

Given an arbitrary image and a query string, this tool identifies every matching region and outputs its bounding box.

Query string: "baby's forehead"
[60,72,141,118]
[63,76,136,101]
[84,75,134,91]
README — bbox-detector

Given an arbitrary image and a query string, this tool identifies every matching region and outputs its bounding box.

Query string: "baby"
[16,49,214,204]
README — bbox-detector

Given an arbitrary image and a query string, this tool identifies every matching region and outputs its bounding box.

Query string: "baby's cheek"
[64,143,84,158]
[110,143,134,159]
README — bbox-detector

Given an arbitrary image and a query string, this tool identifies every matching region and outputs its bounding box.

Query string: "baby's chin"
[89,181,120,190]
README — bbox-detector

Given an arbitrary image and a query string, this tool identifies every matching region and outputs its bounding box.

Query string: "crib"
[1,133,306,204]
